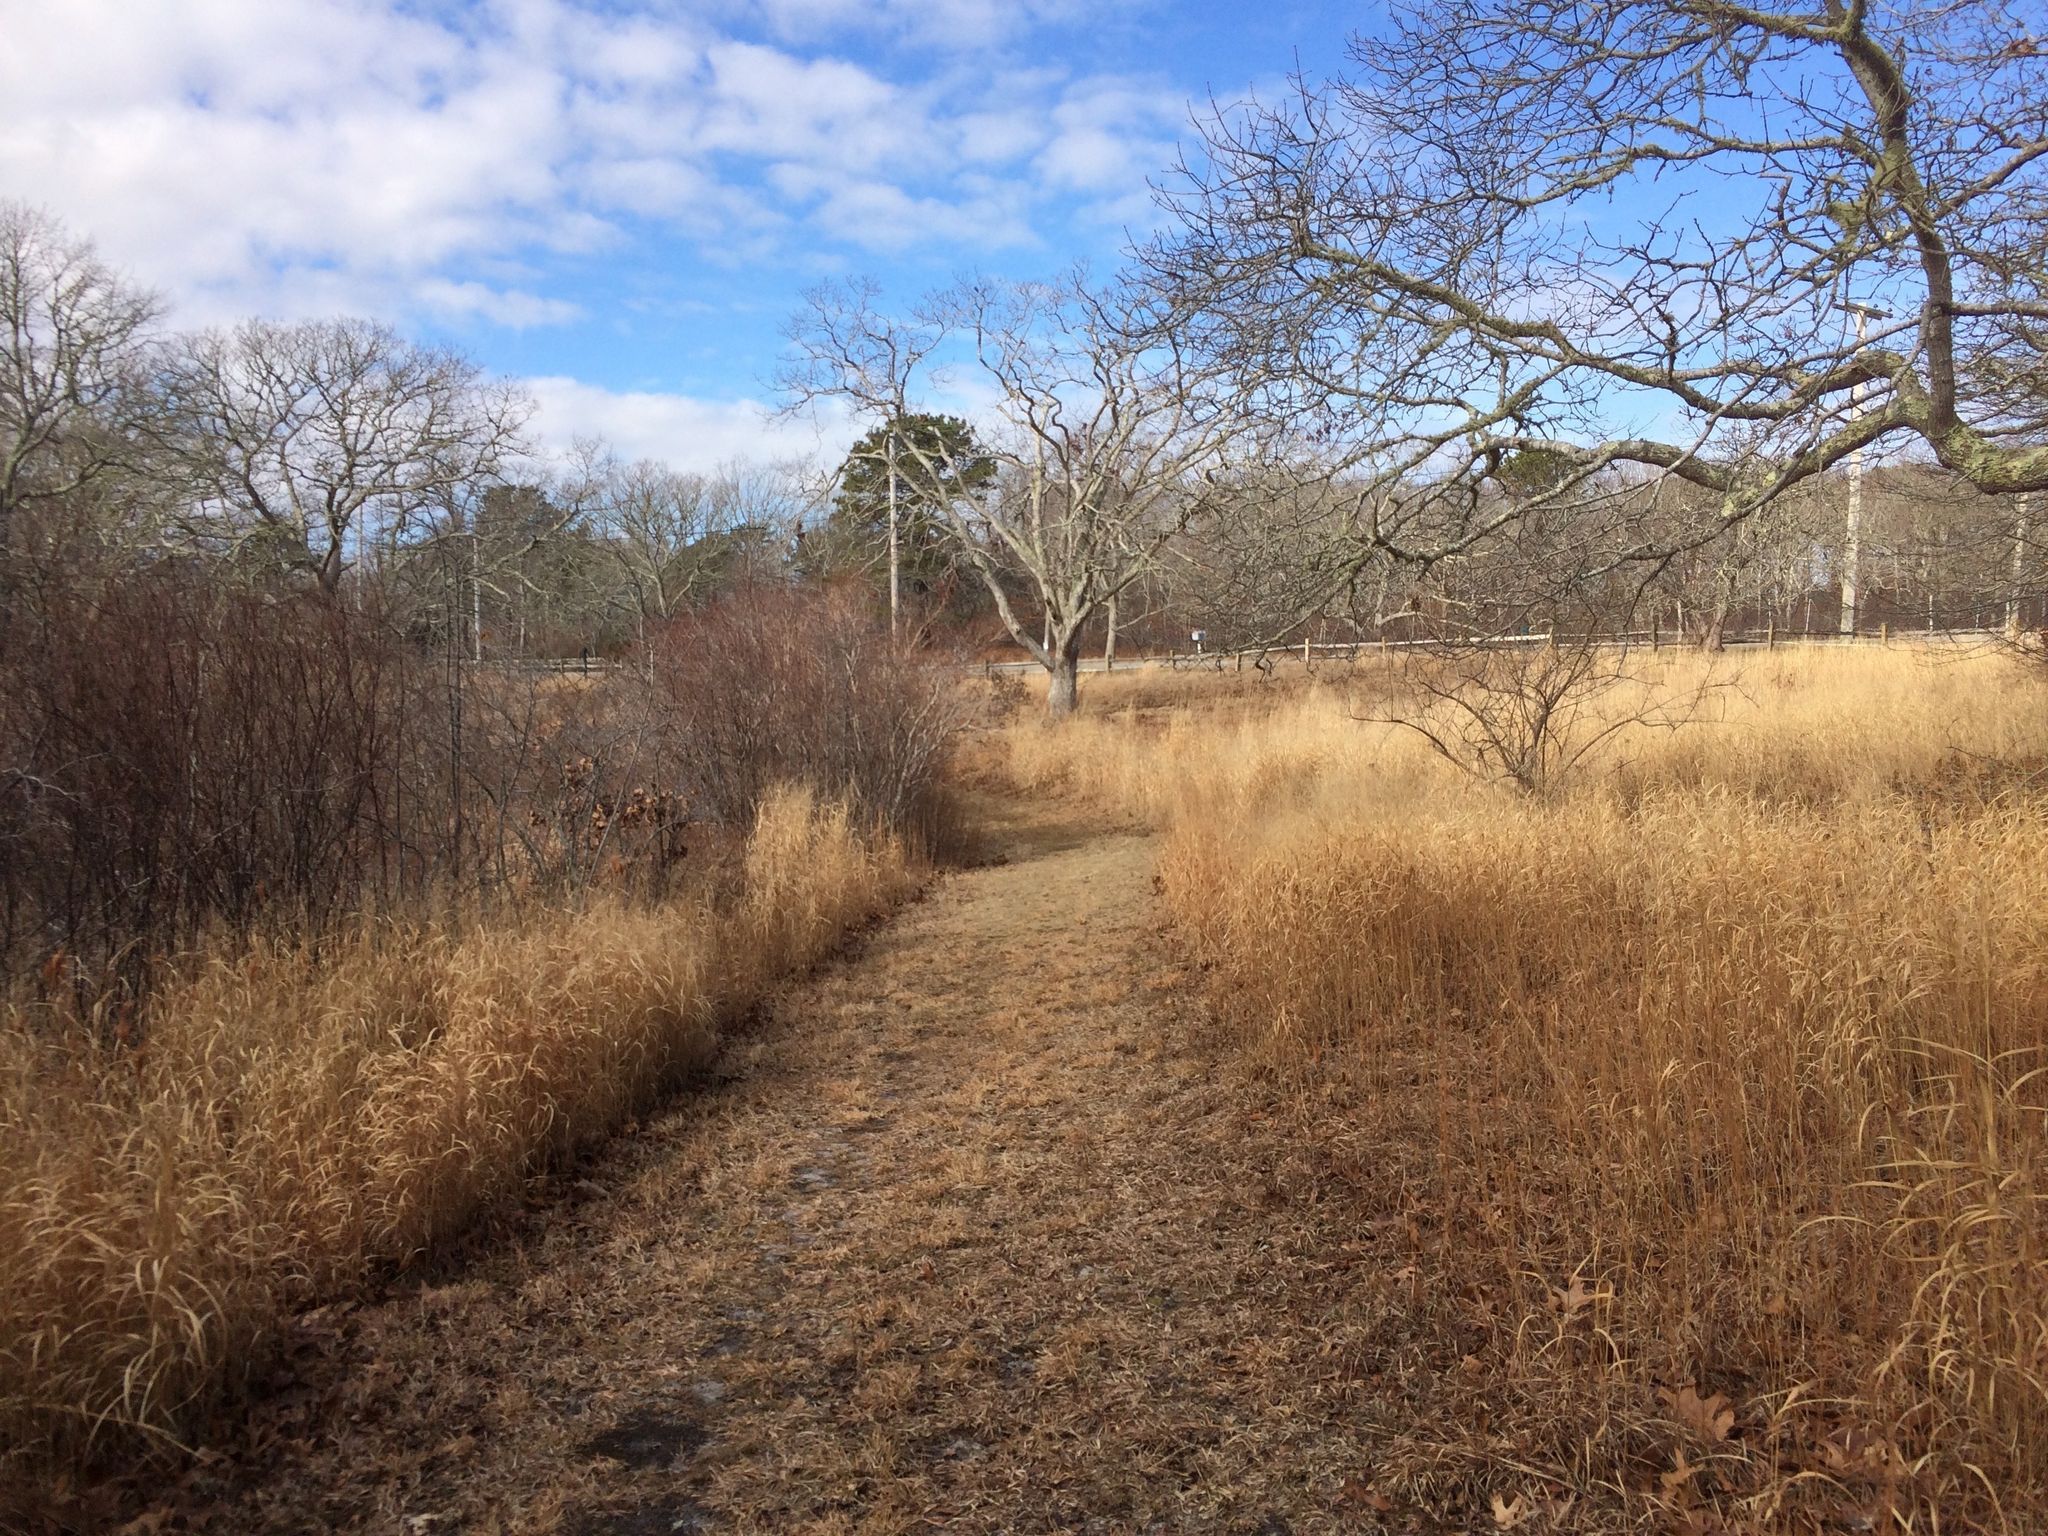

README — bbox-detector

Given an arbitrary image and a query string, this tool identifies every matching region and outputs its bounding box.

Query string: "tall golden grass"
[0,786,911,1492]
[1016,646,2048,1526]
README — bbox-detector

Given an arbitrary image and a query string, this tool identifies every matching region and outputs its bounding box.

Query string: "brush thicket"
[0,785,910,1490]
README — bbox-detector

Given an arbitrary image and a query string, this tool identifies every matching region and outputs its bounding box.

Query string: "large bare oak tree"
[1149,0,2048,609]
[0,204,161,573]
[168,318,531,595]
[786,275,1251,716]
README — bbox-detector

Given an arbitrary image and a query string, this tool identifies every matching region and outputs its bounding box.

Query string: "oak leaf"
[1660,1384,1735,1442]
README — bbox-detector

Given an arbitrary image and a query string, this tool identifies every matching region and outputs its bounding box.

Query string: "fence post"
[1651,618,1660,652]
[1880,622,1889,645]
[1303,636,1311,667]
[1767,620,1775,651]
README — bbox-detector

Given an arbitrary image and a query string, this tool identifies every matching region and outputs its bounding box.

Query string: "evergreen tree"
[820,414,994,596]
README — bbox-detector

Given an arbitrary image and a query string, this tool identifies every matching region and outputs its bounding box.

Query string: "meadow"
[0,788,914,1493]
[10,635,2047,1533]
[999,643,2048,1528]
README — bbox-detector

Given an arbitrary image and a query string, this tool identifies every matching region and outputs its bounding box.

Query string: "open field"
[10,1,2048,1527]
[996,642,2048,1529]
[7,644,2046,1534]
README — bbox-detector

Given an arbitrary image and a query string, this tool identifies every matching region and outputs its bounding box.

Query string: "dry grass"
[1011,644,2048,1530]
[0,785,914,1498]
[55,793,1439,1536]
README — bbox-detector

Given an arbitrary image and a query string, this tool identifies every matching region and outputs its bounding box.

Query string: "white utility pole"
[1840,303,1886,636]
[881,425,901,642]
[2012,490,2035,638]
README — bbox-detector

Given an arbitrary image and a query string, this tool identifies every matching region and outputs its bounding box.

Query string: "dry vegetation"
[995,645,2048,1531]
[0,580,967,1512]
[13,638,2046,1534]
[0,787,913,1500]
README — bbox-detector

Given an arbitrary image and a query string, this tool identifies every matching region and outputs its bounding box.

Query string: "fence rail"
[473,655,623,676]
[977,625,2014,678]
[457,628,2019,683]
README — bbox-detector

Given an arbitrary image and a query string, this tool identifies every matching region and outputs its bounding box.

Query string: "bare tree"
[780,279,946,639]
[786,275,1252,716]
[0,204,161,572]
[1150,0,2048,618]
[1376,631,1712,795]
[584,450,726,631]
[167,318,530,594]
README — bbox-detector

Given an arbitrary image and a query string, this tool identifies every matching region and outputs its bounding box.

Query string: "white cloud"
[417,280,583,328]
[1036,79,1185,194]
[525,375,854,471]
[752,0,1141,50]
[0,0,583,317]
[0,0,1194,360]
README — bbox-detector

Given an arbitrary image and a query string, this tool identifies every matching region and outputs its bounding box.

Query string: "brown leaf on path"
[1491,1490,1531,1529]
[1660,1383,1736,1442]
[1661,1446,1701,1493]
[1339,1476,1394,1513]
[1551,1272,1612,1317]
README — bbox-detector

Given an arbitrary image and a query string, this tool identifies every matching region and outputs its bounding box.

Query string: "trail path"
[163,801,1423,1536]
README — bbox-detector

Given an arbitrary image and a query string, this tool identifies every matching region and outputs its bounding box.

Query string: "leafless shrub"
[644,585,966,854]
[1377,632,1719,795]
[0,572,693,999]
[0,578,424,989]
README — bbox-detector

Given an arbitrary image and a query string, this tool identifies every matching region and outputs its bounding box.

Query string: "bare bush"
[1378,636,1714,795]
[0,572,693,997]
[0,578,431,987]
[644,585,965,852]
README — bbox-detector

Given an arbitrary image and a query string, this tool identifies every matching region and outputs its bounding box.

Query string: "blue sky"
[2,0,1362,469]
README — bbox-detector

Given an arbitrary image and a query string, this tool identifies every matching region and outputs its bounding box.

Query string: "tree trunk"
[1104,591,1118,672]
[470,524,484,663]
[1702,584,1730,650]
[1046,632,1082,719]
[2010,491,2032,639]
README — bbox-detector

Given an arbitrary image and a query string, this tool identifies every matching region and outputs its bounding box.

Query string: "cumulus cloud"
[524,376,854,472]
[417,280,584,329]
[750,0,1142,50]
[1,0,1212,463]
[0,0,1193,327]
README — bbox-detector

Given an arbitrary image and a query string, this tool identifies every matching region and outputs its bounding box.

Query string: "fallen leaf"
[1660,1383,1735,1442]
[1661,1447,1701,1493]
[1338,1477,1393,1513]
[1820,1425,1904,1479]
[1491,1491,1531,1529]
[1553,1273,1613,1317]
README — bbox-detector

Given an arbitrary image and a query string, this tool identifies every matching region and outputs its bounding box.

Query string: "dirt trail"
[155,800,1424,1536]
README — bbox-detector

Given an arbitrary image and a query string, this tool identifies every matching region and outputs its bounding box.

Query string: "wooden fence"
[977,624,2013,679]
